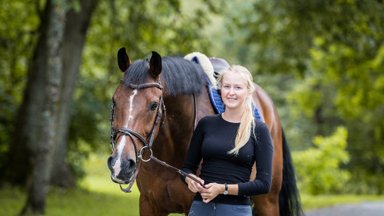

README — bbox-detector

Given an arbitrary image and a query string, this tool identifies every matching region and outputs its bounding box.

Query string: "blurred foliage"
[220,0,384,193]
[0,0,383,195]
[286,0,384,193]
[293,127,350,195]
[0,0,222,180]
[72,0,220,150]
[0,0,39,169]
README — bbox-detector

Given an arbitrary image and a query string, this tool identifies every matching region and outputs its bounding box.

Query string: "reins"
[111,81,204,193]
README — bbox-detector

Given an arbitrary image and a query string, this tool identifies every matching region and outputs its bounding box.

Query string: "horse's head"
[107,47,165,186]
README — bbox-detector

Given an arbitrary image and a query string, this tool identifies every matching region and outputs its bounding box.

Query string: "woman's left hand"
[200,183,222,203]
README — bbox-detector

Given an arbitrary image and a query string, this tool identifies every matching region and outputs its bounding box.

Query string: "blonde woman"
[181,65,273,216]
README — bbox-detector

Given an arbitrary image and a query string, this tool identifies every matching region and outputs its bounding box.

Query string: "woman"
[181,65,274,215]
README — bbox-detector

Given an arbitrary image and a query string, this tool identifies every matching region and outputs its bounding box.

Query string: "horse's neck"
[154,95,197,160]
[154,91,214,162]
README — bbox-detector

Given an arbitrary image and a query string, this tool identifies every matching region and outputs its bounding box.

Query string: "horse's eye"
[150,102,158,111]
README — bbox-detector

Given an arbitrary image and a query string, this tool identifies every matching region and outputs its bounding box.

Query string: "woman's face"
[220,71,250,111]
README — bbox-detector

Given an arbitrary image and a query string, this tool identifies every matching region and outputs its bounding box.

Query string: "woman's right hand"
[186,174,205,193]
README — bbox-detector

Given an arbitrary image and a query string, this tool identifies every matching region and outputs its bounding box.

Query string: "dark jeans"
[188,200,252,216]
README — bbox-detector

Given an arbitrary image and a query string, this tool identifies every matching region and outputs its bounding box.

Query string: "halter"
[110,80,165,192]
[110,80,205,192]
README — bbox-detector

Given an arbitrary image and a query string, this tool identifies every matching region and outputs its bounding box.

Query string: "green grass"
[1,154,383,215]
[0,154,141,216]
[0,186,140,216]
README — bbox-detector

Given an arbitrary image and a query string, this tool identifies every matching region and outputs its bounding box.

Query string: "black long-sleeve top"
[181,114,273,205]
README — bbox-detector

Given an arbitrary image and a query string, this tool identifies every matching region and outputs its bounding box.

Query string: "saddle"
[185,52,264,122]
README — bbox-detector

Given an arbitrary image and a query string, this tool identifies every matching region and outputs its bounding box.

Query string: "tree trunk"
[50,0,99,188]
[1,0,99,188]
[20,0,67,215]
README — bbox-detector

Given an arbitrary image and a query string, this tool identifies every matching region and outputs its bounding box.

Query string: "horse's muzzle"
[107,156,136,183]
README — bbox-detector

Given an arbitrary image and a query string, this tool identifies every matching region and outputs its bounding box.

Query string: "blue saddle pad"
[207,83,264,122]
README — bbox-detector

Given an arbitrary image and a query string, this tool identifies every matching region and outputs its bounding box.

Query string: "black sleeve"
[238,122,274,196]
[180,118,205,183]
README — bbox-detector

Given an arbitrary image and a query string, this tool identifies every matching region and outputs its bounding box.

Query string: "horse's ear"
[149,51,162,78]
[117,47,131,72]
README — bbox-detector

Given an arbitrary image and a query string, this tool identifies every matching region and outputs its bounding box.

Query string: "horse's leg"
[139,195,155,216]
[166,176,195,214]
[139,195,167,216]
[138,166,193,215]
[252,193,279,216]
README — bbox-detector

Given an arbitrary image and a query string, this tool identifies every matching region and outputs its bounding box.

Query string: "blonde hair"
[217,65,256,155]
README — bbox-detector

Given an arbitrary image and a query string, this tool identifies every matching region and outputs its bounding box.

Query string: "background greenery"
[1,154,383,215]
[0,0,383,215]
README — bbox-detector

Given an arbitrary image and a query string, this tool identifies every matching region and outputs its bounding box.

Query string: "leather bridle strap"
[116,128,149,146]
[122,80,163,90]
[110,81,164,150]
[110,81,164,192]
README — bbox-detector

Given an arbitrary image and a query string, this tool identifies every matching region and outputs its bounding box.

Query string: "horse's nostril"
[127,159,136,170]
[107,156,114,169]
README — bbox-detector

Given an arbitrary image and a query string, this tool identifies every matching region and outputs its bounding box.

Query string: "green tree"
[293,127,350,195]
[1,0,100,190]
[286,0,384,193]
[50,0,99,188]
[20,0,67,214]
[234,0,384,193]
[0,0,39,179]
[0,0,221,190]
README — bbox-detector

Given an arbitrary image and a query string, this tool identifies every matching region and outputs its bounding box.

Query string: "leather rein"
[110,80,203,193]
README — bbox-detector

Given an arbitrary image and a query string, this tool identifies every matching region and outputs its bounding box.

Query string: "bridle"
[110,80,165,192]
[110,80,165,150]
[110,79,205,193]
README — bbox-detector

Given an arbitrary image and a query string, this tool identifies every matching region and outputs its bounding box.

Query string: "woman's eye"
[150,102,158,111]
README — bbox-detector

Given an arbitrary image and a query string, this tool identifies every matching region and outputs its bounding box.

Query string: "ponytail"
[228,97,255,155]
[219,65,256,155]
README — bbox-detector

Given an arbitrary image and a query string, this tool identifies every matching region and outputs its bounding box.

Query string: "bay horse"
[107,47,302,216]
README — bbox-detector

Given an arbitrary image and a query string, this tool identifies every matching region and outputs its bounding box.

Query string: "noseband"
[110,80,165,192]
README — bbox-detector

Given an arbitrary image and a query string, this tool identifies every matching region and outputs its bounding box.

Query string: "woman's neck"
[222,109,243,123]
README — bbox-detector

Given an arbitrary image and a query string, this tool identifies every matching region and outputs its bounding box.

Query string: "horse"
[107,47,302,216]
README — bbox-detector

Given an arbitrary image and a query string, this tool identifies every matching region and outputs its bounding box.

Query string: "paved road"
[305,201,384,216]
